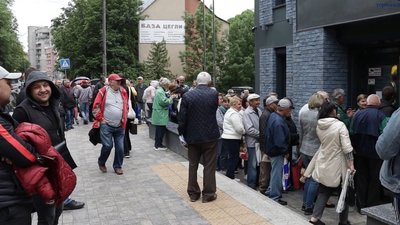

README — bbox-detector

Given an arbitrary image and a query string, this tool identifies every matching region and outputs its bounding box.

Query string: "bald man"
[350,94,389,212]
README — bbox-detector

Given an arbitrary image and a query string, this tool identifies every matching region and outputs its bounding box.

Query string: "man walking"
[134,76,147,124]
[178,72,220,203]
[13,71,84,225]
[92,73,128,175]
[265,98,292,205]
[59,79,76,130]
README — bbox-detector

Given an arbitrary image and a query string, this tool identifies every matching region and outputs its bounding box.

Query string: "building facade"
[139,0,229,78]
[28,26,57,75]
[255,0,400,113]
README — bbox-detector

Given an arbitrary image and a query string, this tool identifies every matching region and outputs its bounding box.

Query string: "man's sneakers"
[154,146,167,151]
[64,199,85,210]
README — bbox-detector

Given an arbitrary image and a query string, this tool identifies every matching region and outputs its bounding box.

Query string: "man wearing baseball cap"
[92,73,128,175]
[0,66,37,224]
[265,98,292,205]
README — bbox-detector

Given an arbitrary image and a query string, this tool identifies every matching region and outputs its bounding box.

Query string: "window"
[275,0,285,6]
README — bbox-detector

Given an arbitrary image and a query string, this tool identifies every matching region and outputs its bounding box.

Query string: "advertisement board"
[139,20,185,44]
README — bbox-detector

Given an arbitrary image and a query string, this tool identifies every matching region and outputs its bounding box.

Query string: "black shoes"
[64,199,85,210]
[277,199,287,205]
[304,207,313,215]
[309,219,325,225]
[189,195,200,202]
[202,194,217,203]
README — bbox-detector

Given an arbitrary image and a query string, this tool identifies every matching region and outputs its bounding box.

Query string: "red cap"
[108,73,123,81]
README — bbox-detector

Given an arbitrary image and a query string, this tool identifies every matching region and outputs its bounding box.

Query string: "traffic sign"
[60,58,70,70]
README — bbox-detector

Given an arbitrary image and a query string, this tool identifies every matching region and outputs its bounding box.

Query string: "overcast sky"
[12,0,254,51]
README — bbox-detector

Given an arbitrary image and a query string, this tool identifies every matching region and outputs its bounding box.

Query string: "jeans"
[64,107,74,129]
[268,155,284,201]
[99,123,125,169]
[136,102,145,121]
[216,139,224,171]
[247,147,257,189]
[154,125,167,148]
[303,177,319,209]
[222,139,241,179]
[80,102,89,122]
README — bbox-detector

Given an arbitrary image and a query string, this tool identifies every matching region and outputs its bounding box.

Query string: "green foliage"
[179,3,223,82]
[143,41,172,80]
[0,0,30,72]
[218,10,255,92]
[51,0,142,80]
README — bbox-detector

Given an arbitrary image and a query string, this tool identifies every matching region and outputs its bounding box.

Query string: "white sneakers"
[154,147,167,151]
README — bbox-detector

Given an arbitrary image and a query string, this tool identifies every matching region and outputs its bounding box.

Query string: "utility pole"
[202,1,206,71]
[102,0,107,76]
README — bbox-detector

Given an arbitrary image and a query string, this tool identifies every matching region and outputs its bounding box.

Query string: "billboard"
[139,20,185,44]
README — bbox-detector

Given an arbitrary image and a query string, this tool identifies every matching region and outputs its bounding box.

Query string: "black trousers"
[0,204,32,225]
[154,125,167,148]
[221,139,241,179]
[187,140,217,199]
[33,194,63,225]
[354,154,383,208]
[124,119,132,155]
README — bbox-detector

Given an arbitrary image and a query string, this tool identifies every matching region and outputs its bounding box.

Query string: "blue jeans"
[268,155,284,201]
[64,107,74,129]
[80,102,89,122]
[247,147,257,189]
[216,139,225,171]
[99,124,125,169]
[303,177,319,209]
[222,139,240,179]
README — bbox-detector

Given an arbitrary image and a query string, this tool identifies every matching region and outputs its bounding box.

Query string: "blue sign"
[60,58,70,70]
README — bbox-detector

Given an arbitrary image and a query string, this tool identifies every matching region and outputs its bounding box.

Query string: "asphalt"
[32,122,367,225]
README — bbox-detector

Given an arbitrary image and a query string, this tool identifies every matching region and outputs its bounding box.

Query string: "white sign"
[368,67,381,77]
[368,78,375,85]
[139,20,185,44]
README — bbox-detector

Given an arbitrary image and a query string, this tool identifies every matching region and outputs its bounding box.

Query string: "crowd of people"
[0,65,399,225]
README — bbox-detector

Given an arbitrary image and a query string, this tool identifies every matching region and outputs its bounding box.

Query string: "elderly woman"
[151,77,177,151]
[299,92,325,215]
[354,94,367,115]
[221,96,245,179]
[304,102,355,225]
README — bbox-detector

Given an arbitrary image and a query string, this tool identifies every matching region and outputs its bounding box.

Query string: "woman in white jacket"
[221,96,245,179]
[305,102,355,225]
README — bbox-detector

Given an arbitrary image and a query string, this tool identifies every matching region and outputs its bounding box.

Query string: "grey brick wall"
[259,48,275,100]
[259,0,273,26]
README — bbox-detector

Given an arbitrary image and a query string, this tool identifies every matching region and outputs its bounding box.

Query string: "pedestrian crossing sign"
[60,58,70,70]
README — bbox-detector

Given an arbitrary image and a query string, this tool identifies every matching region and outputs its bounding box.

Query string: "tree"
[179,3,223,82]
[0,0,30,72]
[51,0,142,80]
[143,40,172,80]
[218,10,255,92]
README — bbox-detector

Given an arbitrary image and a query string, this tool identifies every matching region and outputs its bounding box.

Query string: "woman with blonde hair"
[221,96,245,179]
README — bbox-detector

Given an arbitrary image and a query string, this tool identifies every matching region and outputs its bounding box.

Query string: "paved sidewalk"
[32,123,366,225]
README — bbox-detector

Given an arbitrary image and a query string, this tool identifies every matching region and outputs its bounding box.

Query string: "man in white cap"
[258,95,279,195]
[265,98,292,205]
[243,93,262,189]
[0,66,37,224]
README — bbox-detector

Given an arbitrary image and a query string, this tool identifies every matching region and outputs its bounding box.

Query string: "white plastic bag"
[127,88,136,119]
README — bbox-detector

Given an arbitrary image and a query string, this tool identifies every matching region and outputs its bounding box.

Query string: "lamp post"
[212,0,216,85]
[202,1,206,71]
[102,0,107,76]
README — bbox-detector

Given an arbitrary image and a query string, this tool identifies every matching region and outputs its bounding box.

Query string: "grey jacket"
[243,106,262,148]
[299,104,320,157]
[376,108,400,194]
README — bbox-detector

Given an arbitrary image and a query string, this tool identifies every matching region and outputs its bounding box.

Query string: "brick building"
[255,0,400,114]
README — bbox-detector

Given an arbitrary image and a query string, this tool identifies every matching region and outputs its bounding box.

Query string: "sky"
[11,0,254,51]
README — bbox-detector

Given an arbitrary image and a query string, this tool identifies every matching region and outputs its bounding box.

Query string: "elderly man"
[134,76,147,124]
[332,88,353,129]
[92,74,128,175]
[178,72,220,203]
[243,93,262,189]
[265,98,292,205]
[351,94,387,211]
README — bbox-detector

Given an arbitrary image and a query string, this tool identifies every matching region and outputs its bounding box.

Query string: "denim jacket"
[376,108,400,194]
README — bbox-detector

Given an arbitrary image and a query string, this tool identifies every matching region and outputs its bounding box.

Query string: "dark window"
[275,47,286,98]
[275,0,285,6]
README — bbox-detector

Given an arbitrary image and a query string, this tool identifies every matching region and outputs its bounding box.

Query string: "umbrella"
[72,76,90,83]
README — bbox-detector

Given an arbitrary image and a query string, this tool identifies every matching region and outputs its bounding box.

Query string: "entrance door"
[349,47,400,108]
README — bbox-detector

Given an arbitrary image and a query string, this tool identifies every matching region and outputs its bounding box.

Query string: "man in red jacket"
[0,66,37,225]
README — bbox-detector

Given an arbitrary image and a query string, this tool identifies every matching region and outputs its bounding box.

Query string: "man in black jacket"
[0,66,36,225]
[178,72,220,203]
[13,71,84,225]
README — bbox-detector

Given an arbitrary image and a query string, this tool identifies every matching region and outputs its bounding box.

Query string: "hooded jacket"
[305,117,353,188]
[12,71,77,169]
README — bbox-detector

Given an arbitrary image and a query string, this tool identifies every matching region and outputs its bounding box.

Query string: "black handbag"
[88,127,102,146]
[53,141,78,169]
[129,123,137,135]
